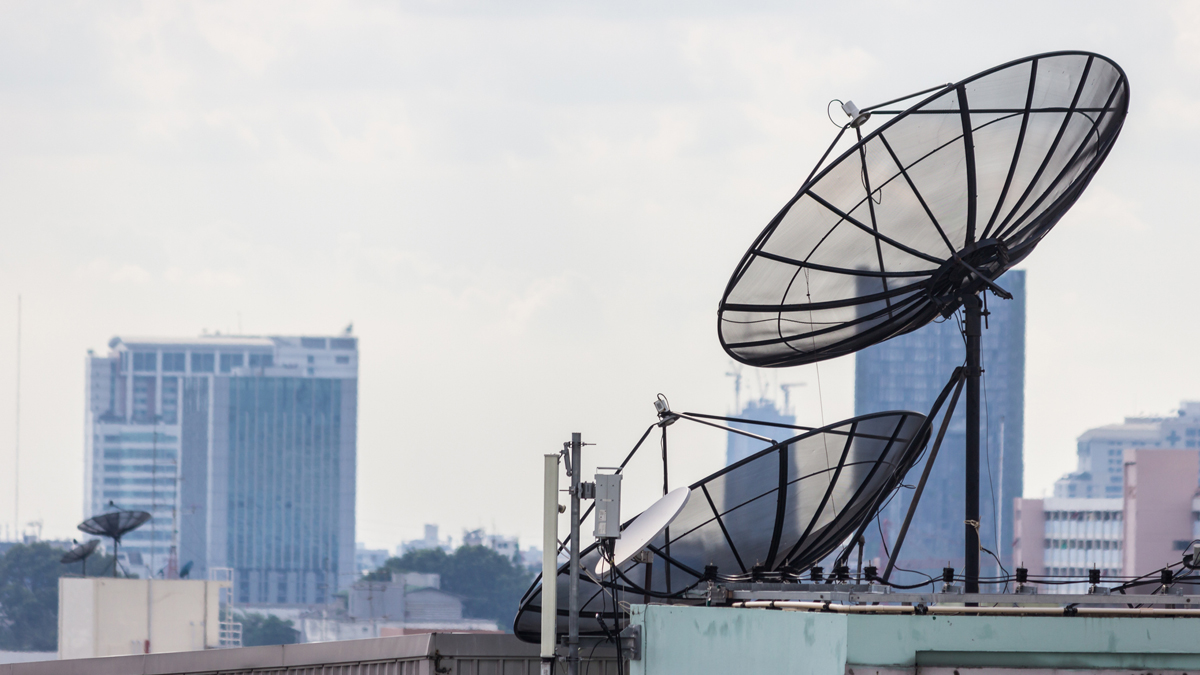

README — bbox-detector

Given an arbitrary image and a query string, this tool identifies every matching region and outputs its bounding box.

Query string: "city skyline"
[0,3,1199,550]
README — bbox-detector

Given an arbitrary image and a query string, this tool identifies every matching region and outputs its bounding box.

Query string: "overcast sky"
[0,1,1197,550]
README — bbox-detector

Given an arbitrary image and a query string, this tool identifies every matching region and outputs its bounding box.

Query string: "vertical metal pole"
[13,294,19,541]
[541,454,559,673]
[661,426,670,594]
[997,416,1005,581]
[568,433,581,675]
[964,294,982,595]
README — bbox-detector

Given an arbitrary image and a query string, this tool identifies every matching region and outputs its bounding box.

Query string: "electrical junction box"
[593,473,622,539]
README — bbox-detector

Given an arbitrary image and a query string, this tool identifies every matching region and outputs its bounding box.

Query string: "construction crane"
[779,383,806,416]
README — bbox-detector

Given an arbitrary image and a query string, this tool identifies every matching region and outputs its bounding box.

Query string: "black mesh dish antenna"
[78,511,151,577]
[513,410,929,642]
[716,51,1129,592]
[718,51,1128,367]
[60,539,101,574]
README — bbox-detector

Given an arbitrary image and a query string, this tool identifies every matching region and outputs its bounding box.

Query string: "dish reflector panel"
[718,51,1128,367]
[596,487,690,576]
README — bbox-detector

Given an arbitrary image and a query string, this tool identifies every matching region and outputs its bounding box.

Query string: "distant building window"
[336,356,350,364]
[162,353,185,372]
[307,355,314,364]
[220,354,244,373]
[191,353,215,373]
[249,354,273,367]
[307,367,314,376]
[133,352,157,372]
[301,338,326,349]
[161,377,179,425]
[330,338,356,350]
[132,376,155,423]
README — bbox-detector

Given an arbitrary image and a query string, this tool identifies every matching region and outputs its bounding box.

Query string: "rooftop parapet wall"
[630,605,1200,675]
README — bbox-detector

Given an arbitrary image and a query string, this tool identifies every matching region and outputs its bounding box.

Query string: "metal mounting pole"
[661,425,671,595]
[568,433,582,675]
[964,294,982,595]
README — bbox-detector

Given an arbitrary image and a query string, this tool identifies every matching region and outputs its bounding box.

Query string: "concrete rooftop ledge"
[0,633,541,675]
[630,604,1200,675]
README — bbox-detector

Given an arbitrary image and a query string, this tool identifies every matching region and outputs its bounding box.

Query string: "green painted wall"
[630,606,1200,675]
[630,605,847,675]
[847,614,1200,670]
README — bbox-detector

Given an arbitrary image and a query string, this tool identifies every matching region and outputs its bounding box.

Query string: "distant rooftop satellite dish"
[513,410,929,642]
[79,511,151,540]
[717,51,1128,367]
[595,487,690,576]
[78,510,151,577]
[60,539,100,565]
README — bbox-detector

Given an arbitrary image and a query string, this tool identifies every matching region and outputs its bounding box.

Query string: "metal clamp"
[619,625,641,661]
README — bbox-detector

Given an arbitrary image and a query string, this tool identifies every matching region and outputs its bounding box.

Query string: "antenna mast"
[13,294,19,541]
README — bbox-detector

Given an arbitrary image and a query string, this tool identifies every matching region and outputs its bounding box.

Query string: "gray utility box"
[593,473,623,539]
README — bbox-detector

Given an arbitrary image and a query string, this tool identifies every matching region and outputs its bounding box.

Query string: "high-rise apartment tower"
[85,333,357,605]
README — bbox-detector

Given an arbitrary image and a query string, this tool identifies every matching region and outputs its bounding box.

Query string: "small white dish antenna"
[595,487,690,575]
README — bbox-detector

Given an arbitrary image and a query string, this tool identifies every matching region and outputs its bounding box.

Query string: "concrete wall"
[17,633,576,675]
[632,605,846,675]
[58,578,227,660]
[630,605,1200,675]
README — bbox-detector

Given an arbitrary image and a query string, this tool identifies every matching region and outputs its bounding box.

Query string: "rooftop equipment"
[78,510,152,577]
[716,50,1129,592]
[60,539,101,576]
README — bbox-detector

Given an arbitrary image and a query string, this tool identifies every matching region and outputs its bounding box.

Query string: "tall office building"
[726,398,796,466]
[855,270,1025,581]
[85,333,358,605]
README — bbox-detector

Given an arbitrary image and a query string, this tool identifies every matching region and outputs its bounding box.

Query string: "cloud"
[190,268,243,288]
[111,264,152,283]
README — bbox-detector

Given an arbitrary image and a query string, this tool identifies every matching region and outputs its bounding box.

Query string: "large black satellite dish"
[715,51,1129,592]
[717,51,1128,367]
[513,410,928,642]
[78,510,151,577]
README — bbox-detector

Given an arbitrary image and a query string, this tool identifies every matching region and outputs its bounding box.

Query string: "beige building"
[299,573,499,642]
[58,577,234,659]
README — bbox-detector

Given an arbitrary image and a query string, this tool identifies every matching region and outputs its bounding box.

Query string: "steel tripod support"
[881,367,965,583]
[964,294,982,596]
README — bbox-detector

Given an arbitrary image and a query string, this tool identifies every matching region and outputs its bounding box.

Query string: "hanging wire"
[826,99,847,128]
[979,316,1010,590]
[804,269,835,515]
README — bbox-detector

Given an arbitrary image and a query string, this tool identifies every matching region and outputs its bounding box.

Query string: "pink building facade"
[1013,447,1199,593]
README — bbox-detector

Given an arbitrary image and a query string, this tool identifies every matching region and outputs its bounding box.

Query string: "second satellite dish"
[513,410,929,643]
[596,487,690,575]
